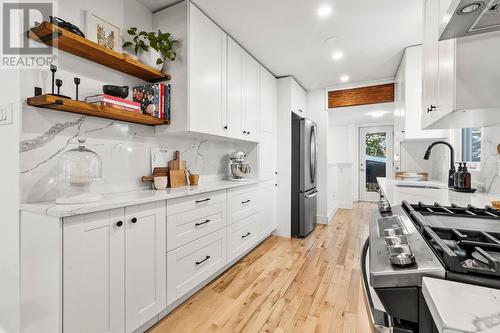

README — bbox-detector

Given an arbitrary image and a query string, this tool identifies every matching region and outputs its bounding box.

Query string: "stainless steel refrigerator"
[291,116,318,238]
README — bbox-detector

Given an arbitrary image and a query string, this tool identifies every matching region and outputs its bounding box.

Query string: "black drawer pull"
[131,217,137,223]
[195,198,211,204]
[195,255,211,265]
[116,221,123,227]
[241,199,251,204]
[195,219,210,227]
[241,232,251,239]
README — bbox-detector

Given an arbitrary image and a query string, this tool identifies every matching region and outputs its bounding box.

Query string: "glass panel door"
[359,126,393,201]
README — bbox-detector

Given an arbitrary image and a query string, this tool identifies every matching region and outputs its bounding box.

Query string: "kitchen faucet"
[424,141,455,188]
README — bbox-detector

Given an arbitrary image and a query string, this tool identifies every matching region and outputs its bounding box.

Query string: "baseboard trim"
[316,215,329,225]
[337,202,353,209]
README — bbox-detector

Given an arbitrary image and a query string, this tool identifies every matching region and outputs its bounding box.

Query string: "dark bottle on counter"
[462,163,471,190]
[454,162,462,188]
[457,163,465,189]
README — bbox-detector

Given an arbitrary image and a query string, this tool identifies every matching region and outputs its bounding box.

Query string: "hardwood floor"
[148,202,374,333]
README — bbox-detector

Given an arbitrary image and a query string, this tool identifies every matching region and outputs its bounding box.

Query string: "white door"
[63,209,125,333]
[189,2,227,137]
[125,202,166,333]
[359,126,393,202]
[227,37,245,139]
[243,52,259,140]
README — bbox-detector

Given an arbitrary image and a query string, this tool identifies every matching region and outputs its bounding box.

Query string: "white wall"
[306,89,330,224]
[0,69,21,333]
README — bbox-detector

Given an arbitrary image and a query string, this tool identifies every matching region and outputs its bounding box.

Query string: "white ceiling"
[328,102,395,126]
[139,0,423,90]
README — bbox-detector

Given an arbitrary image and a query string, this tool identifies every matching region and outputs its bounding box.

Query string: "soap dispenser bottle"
[462,163,471,190]
[454,162,462,189]
[457,163,465,189]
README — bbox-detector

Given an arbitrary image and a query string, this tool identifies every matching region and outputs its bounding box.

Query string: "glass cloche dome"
[56,137,103,204]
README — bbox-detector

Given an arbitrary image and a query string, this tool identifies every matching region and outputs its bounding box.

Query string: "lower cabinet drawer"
[166,229,227,306]
[167,190,226,216]
[227,185,259,225]
[227,213,259,262]
[167,202,226,251]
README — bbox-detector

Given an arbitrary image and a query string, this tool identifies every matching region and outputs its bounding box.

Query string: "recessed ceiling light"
[317,5,332,18]
[340,75,350,82]
[332,51,344,61]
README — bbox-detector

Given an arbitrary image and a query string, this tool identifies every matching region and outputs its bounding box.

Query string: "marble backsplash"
[477,124,500,195]
[21,108,257,203]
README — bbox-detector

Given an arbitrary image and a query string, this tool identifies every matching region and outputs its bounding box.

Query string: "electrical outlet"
[0,104,13,126]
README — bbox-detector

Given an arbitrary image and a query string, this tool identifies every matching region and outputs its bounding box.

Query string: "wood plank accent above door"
[328,83,394,108]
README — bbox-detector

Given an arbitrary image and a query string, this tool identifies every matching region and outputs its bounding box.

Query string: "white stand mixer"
[228,151,251,181]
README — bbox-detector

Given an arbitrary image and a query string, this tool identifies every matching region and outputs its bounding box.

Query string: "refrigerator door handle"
[304,190,318,199]
[310,125,317,183]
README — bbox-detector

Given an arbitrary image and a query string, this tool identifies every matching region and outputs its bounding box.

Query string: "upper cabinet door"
[422,0,439,128]
[124,202,166,333]
[189,3,227,137]
[243,53,259,140]
[290,78,307,116]
[259,66,277,181]
[63,209,125,333]
[227,37,245,139]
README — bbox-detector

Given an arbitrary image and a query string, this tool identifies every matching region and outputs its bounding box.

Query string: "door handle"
[305,191,318,199]
[195,219,210,227]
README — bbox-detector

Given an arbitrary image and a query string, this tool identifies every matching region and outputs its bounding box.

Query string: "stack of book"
[132,83,171,124]
[85,94,141,113]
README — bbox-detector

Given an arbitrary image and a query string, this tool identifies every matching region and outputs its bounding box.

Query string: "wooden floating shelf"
[27,94,167,126]
[28,22,171,82]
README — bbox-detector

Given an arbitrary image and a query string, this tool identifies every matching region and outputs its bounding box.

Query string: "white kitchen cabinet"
[154,2,228,138]
[394,45,448,145]
[154,2,270,142]
[227,184,259,225]
[290,78,307,116]
[259,66,277,181]
[62,202,166,333]
[124,203,166,332]
[227,213,259,261]
[188,3,228,137]
[258,180,276,237]
[63,209,125,333]
[421,0,500,129]
[167,229,227,305]
[227,37,259,141]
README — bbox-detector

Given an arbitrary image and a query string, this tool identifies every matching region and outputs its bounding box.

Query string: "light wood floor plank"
[148,202,374,333]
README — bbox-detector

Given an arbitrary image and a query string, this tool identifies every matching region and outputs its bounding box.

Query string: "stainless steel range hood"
[440,0,500,40]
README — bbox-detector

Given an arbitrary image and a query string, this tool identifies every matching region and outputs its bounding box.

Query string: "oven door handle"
[361,238,393,332]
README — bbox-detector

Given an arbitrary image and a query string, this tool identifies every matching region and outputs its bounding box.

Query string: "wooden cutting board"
[169,169,188,188]
[168,151,186,170]
[140,167,169,182]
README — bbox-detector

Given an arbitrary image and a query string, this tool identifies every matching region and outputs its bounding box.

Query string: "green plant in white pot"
[149,30,178,73]
[122,27,149,62]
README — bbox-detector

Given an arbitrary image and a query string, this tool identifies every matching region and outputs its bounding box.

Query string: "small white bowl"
[154,176,168,190]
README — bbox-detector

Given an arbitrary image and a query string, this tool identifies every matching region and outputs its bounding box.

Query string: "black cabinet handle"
[195,219,210,227]
[298,109,303,113]
[427,105,437,113]
[116,221,123,227]
[195,255,210,265]
[241,232,251,239]
[131,217,137,223]
[223,125,228,130]
[241,199,251,204]
[247,131,250,135]
[243,130,247,134]
[195,198,211,204]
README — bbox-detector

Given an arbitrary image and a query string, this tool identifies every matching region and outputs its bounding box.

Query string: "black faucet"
[423,141,455,188]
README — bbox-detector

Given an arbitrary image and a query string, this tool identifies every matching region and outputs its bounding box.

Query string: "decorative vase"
[149,49,163,71]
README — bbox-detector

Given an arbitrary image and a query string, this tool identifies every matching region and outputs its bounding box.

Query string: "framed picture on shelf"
[84,11,121,52]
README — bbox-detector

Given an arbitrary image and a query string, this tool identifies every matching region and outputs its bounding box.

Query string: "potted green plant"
[148,30,178,73]
[122,27,149,62]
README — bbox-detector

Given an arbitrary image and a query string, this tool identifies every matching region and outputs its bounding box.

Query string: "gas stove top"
[402,201,500,286]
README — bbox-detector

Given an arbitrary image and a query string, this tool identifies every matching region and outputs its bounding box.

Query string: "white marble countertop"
[422,277,500,333]
[377,177,498,207]
[21,179,260,218]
